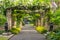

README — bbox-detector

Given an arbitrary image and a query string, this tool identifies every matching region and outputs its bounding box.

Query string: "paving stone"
[10,24,46,40]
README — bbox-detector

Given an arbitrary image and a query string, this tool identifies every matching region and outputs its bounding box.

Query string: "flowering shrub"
[35,26,47,34]
[10,27,21,34]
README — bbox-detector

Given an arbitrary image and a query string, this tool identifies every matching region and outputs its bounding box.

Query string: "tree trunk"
[6,9,12,30]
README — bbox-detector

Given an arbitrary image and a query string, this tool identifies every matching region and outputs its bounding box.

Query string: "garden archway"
[6,4,50,30]
[6,9,41,29]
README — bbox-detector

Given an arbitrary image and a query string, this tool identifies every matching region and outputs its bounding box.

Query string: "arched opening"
[11,9,41,29]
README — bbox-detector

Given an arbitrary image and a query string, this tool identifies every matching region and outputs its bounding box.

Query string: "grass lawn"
[0,36,8,40]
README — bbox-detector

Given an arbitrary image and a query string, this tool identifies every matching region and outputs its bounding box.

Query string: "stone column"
[40,12,44,26]
[37,19,41,26]
[44,16,50,31]
[20,21,23,28]
[6,9,12,30]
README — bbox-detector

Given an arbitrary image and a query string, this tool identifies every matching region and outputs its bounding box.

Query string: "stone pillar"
[35,19,38,27]
[6,9,12,30]
[20,21,23,28]
[45,17,49,31]
[13,21,16,28]
[40,12,44,26]
[37,19,41,26]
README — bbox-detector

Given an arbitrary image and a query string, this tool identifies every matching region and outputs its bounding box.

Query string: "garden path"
[10,24,46,40]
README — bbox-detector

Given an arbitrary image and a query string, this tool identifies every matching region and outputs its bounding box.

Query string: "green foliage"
[35,13,40,17]
[46,32,56,40]
[47,31,60,40]
[31,13,40,20]
[47,27,60,40]
[10,27,21,34]
[12,9,41,26]
[0,0,51,10]
[50,9,60,25]
[0,30,5,34]
[0,36,8,40]
[35,26,47,34]
[0,14,7,26]
[53,27,60,33]
[12,10,18,21]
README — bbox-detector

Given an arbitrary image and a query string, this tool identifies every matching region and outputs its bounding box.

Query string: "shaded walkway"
[10,24,46,40]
